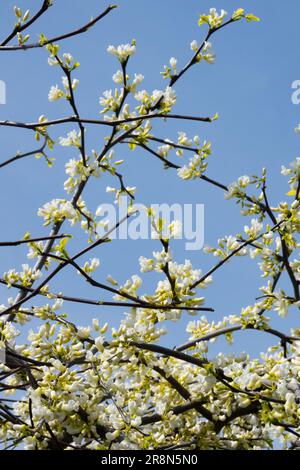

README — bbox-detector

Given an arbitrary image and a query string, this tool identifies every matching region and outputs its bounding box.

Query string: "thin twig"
[0,5,117,51]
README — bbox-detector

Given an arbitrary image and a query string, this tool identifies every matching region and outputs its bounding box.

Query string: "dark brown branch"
[191,220,284,290]
[262,182,299,300]
[148,360,213,422]
[6,72,138,320]
[148,136,199,153]
[176,325,299,352]
[141,399,209,426]
[1,0,52,47]
[169,19,235,88]
[55,54,87,167]
[214,401,261,433]
[1,214,132,317]
[130,341,208,367]
[0,277,213,313]
[0,113,212,132]
[0,234,70,247]
[0,5,117,51]
[0,137,47,169]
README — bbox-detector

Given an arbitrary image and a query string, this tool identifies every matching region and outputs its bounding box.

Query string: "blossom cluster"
[1,5,300,453]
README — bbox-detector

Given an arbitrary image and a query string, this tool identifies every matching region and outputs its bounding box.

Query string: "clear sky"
[0,0,299,357]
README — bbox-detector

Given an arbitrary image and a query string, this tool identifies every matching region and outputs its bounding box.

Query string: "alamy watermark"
[0,80,6,105]
[96,197,205,251]
[291,80,300,105]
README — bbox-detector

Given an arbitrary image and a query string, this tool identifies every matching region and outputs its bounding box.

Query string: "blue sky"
[0,0,299,357]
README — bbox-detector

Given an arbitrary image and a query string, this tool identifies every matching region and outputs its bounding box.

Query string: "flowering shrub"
[0,2,299,451]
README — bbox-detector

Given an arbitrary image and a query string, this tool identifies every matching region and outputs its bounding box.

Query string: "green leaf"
[23,232,31,240]
[232,8,245,20]
[198,15,209,26]
[245,13,260,22]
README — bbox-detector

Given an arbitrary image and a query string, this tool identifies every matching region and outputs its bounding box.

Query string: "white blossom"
[107,43,136,62]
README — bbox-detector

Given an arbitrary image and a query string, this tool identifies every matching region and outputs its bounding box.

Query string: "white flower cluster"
[59,130,81,147]
[224,175,251,200]
[113,70,144,92]
[100,88,125,114]
[135,86,177,114]
[4,264,42,287]
[204,235,248,259]
[198,8,227,29]
[107,43,136,62]
[38,199,78,225]
[48,77,79,102]
[64,156,101,194]
[106,185,136,205]
[190,40,216,64]
[281,157,300,197]
[81,258,100,275]
[177,141,212,180]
